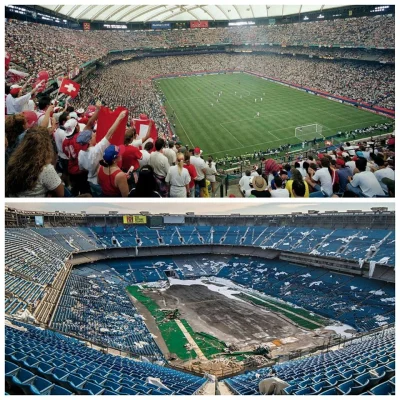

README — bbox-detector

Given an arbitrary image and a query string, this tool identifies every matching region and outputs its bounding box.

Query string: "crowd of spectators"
[237,136,395,198]
[4,15,395,199]
[5,14,394,77]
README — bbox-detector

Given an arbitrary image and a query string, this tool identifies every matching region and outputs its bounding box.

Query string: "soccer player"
[257,112,260,117]
[261,98,263,101]
[255,99,257,102]
[211,103,213,107]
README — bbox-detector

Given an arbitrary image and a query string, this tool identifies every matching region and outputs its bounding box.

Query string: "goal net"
[295,123,324,141]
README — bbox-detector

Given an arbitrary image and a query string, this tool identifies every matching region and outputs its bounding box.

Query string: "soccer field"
[157,73,392,157]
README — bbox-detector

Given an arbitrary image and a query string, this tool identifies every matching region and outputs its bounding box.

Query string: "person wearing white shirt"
[78,110,127,196]
[6,80,42,115]
[373,158,394,195]
[166,154,191,198]
[139,142,153,167]
[347,158,385,197]
[163,141,177,166]
[190,147,207,197]
[269,176,290,198]
[239,170,252,196]
[306,158,333,197]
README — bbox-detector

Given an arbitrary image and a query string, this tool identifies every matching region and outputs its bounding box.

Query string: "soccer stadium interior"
[5,205,395,395]
[4,4,395,198]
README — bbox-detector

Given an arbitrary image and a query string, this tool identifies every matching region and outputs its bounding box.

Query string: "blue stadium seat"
[20,376,54,395]
[337,379,367,395]
[47,384,73,395]
[6,367,35,388]
[370,381,395,395]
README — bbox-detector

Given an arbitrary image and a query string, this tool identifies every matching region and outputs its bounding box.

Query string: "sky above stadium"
[7,201,394,215]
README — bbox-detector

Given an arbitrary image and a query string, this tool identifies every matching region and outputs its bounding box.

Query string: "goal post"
[295,123,324,141]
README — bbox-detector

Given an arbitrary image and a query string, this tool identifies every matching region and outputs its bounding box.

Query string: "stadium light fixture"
[228,21,255,26]
[371,5,390,12]
[303,16,309,20]
[317,14,324,19]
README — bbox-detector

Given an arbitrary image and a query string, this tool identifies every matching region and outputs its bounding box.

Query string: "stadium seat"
[369,381,395,395]
[19,376,54,395]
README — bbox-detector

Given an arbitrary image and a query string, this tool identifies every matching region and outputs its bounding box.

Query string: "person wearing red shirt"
[119,130,143,172]
[98,145,129,197]
[184,151,197,198]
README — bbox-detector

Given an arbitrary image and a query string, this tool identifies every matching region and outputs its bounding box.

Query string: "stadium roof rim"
[38,5,346,23]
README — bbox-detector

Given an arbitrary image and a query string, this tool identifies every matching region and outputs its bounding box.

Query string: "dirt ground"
[145,284,329,354]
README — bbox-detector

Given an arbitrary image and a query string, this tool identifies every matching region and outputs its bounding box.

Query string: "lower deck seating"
[5,324,207,395]
[224,327,395,395]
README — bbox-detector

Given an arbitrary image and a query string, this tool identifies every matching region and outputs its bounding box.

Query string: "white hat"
[69,112,78,120]
[64,119,78,136]
[76,108,85,114]
[10,84,22,89]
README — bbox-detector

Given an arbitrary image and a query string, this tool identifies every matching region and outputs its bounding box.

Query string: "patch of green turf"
[180,319,226,358]
[235,293,323,330]
[157,73,392,158]
[127,286,196,360]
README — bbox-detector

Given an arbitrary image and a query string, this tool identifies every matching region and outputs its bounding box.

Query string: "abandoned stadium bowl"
[5,204,395,395]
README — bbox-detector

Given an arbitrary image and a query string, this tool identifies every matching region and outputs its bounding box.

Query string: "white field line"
[219,123,244,147]
[208,117,389,155]
[167,100,195,148]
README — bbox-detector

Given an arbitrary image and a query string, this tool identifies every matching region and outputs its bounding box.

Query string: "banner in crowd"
[96,106,129,145]
[132,114,158,145]
[151,23,171,29]
[190,21,208,28]
[83,22,91,31]
[123,215,147,224]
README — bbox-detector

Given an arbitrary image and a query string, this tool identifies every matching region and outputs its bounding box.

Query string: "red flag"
[96,106,129,146]
[6,68,29,83]
[5,52,11,69]
[59,78,80,98]
[132,114,158,147]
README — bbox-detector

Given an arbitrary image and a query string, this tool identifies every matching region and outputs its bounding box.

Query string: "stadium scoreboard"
[148,215,164,228]
[123,215,147,224]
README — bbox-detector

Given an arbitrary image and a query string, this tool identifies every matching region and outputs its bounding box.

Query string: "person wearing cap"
[6,77,43,115]
[165,152,191,197]
[249,176,271,198]
[98,145,129,197]
[164,141,177,166]
[62,102,101,196]
[336,158,353,194]
[149,138,170,197]
[190,147,207,197]
[373,157,394,195]
[346,158,385,197]
[78,110,127,197]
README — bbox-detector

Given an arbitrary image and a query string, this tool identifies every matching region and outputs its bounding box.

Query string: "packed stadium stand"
[4,206,395,395]
[5,5,395,198]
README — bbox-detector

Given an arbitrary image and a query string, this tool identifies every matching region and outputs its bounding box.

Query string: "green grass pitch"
[157,73,392,157]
